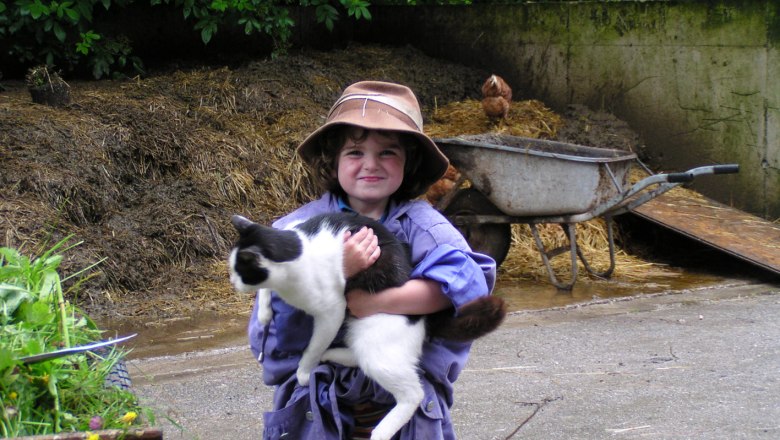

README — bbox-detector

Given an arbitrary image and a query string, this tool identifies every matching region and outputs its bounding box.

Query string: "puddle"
[101,271,729,360]
[99,312,251,360]
[494,271,727,311]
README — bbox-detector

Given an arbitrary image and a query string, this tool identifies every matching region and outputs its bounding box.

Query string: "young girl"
[248,80,496,439]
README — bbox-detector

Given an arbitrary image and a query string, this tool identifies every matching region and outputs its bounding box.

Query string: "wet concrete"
[107,271,727,360]
[121,272,779,439]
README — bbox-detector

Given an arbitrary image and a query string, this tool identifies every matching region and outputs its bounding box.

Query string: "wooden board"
[11,428,163,440]
[631,190,780,275]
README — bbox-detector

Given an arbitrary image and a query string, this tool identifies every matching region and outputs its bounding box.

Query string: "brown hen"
[425,165,462,205]
[481,74,512,121]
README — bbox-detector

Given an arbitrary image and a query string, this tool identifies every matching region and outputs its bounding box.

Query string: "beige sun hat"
[296,81,449,196]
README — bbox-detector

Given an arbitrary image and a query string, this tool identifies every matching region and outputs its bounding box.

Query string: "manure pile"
[0,44,671,319]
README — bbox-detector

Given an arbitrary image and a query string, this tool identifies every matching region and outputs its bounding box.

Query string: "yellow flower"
[120,411,138,425]
[8,391,17,400]
[86,433,100,440]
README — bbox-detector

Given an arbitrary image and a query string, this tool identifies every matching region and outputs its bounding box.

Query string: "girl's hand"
[342,227,381,278]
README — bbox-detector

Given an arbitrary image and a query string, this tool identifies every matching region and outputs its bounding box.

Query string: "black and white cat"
[229,212,505,440]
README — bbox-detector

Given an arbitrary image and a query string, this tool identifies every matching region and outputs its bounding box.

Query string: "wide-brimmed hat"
[296,81,449,195]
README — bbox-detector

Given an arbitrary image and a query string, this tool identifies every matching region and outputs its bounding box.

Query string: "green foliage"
[1,0,143,79]
[0,239,152,436]
[0,0,472,79]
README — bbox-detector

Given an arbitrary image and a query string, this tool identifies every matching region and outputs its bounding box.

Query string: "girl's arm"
[346,279,450,318]
[342,227,450,318]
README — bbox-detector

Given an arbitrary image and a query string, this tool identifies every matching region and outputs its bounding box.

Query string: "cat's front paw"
[256,305,272,325]
[255,289,273,325]
[296,368,311,387]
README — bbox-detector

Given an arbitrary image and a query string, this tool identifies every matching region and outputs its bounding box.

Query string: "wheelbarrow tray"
[434,134,637,217]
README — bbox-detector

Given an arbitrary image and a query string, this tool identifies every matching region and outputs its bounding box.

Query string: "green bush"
[0,0,141,79]
[1,0,451,79]
[0,238,153,436]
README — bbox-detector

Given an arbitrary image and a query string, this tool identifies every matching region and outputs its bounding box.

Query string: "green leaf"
[54,22,67,42]
[39,271,61,301]
[0,349,21,390]
[65,7,79,21]
[21,300,53,325]
[47,370,58,395]
[209,0,227,12]
[201,27,213,44]
[76,1,93,21]
[25,337,44,356]
[28,0,50,19]
[0,284,32,317]
[0,246,24,266]
[0,348,18,375]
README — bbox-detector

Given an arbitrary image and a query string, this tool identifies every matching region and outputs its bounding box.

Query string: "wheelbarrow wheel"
[442,188,512,266]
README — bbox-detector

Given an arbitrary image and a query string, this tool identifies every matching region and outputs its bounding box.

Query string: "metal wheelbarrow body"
[434,134,739,290]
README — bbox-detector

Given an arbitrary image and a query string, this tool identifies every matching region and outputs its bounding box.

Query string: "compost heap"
[0,44,673,320]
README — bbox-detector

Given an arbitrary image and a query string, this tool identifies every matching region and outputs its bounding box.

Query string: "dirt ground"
[0,43,646,320]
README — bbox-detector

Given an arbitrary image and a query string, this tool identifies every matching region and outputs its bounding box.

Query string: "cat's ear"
[232,215,255,232]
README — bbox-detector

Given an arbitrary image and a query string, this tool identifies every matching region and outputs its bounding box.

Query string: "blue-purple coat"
[247,193,496,439]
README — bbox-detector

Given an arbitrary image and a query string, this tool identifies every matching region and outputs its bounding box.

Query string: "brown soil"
[0,44,645,320]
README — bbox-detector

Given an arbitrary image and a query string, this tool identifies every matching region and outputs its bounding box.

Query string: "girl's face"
[336,129,406,216]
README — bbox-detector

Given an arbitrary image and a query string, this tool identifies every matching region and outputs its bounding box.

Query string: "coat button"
[305,411,314,421]
[426,401,435,412]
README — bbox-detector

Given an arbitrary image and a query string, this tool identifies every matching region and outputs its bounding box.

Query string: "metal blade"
[18,333,137,364]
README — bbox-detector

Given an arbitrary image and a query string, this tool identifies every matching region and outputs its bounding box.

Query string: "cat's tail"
[427,296,507,342]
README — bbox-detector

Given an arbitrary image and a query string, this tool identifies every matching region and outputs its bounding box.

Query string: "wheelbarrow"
[433,134,740,290]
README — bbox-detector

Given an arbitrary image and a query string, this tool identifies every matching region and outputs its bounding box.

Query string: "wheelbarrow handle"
[666,164,740,183]
[666,172,695,183]
[713,164,740,174]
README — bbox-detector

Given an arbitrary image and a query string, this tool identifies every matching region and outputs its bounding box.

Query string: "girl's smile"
[337,129,406,218]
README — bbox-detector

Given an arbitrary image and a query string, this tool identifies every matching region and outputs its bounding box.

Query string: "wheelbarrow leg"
[576,216,616,280]
[529,223,578,290]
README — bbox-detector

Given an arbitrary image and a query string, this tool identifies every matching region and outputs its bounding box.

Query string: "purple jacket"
[247,193,496,439]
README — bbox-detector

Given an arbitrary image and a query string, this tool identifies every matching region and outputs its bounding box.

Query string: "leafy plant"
[0,0,472,78]
[0,238,153,437]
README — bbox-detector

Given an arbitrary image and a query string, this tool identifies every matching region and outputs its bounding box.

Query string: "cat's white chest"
[275,229,347,313]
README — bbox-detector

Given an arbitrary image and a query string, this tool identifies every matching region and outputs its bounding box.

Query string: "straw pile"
[0,44,674,319]
[0,44,489,318]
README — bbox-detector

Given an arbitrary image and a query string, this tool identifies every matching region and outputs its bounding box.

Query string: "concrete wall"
[346,1,780,220]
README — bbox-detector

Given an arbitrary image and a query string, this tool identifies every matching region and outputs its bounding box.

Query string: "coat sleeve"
[410,243,495,311]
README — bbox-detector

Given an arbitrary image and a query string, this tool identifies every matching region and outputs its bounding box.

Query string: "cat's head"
[228,215,303,293]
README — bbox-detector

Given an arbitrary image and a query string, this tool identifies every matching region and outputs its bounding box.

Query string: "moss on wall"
[355,1,779,219]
